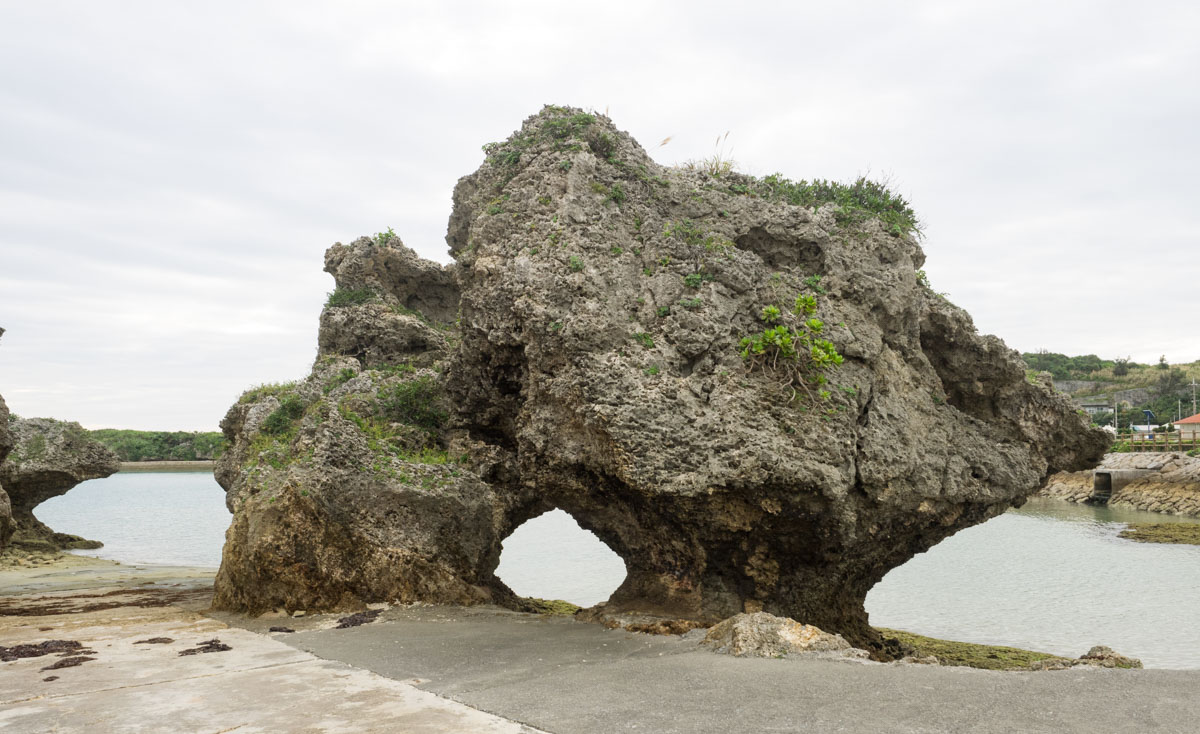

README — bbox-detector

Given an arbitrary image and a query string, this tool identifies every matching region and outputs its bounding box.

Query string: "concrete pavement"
[230,604,1200,734]
[0,564,542,733]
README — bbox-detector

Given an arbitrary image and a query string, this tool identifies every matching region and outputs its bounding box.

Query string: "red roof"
[1177,412,1200,424]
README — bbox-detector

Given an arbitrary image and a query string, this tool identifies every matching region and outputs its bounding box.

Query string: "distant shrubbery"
[1021,352,1133,380]
[89,429,226,461]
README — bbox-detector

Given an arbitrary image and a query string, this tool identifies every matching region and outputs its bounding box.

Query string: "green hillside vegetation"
[89,429,226,462]
[1022,352,1200,427]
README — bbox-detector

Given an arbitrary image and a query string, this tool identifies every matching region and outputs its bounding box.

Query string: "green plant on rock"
[482,110,597,170]
[802,275,825,295]
[663,220,705,247]
[323,368,358,394]
[376,377,445,432]
[916,269,949,299]
[326,287,377,308]
[760,305,782,323]
[751,174,920,237]
[607,182,626,206]
[740,291,844,400]
[568,255,585,272]
[261,394,306,436]
[632,332,654,349]
[374,227,397,245]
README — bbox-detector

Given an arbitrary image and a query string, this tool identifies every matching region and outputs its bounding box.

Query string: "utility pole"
[1193,378,1198,416]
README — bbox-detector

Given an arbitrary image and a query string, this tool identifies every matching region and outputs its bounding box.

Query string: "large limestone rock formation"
[0,417,121,551]
[211,238,514,613]
[213,106,1108,650]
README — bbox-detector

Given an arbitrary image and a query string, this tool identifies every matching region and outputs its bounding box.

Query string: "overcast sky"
[2,1,1197,430]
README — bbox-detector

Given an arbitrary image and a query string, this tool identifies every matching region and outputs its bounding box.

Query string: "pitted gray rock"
[0,390,15,549]
[212,106,1108,653]
[0,417,120,551]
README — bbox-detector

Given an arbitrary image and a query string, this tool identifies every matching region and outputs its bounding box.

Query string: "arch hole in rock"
[495,509,627,608]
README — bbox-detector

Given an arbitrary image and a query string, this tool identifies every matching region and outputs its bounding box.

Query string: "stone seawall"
[1040,452,1200,517]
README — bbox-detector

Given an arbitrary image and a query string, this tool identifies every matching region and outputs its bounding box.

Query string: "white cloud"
[1,0,1198,429]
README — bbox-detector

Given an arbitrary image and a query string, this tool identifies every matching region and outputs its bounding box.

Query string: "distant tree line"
[1020,351,1146,380]
[88,429,226,461]
[1022,351,1199,426]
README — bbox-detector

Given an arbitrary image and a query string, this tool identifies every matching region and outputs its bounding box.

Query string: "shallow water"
[35,471,228,568]
[865,497,1200,669]
[35,474,1200,668]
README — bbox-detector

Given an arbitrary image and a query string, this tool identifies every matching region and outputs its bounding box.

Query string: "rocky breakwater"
[213,106,1108,653]
[1041,451,1200,516]
[0,417,120,552]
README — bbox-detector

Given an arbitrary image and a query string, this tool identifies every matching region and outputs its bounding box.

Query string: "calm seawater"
[36,471,229,568]
[36,474,1200,668]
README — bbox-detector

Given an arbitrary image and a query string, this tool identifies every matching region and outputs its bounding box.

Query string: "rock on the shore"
[211,239,512,615]
[0,391,15,549]
[700,612,866,659]
[1030,645,1143,670]
[213,106,1108,651]
[0,417,120,552]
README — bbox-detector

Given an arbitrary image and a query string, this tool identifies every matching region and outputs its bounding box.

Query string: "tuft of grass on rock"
[878,628,1068,670]
[1119,523,1200,545]
[326,287,377,308]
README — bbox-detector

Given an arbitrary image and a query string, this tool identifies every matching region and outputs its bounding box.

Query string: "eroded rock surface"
[212,236,513,614]
[1030,645,1143,670]
[213,106,1108,650]
[700,612,865,659]
[0,391,15,549]
[0,417,120,551]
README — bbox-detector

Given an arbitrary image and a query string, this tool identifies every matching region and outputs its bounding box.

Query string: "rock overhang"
[211,105,1109,653]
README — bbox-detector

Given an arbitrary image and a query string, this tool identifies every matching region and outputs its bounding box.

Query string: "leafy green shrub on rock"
[325,288,377,308]
[377,377,446,431]
[740,289,844,399]
[261,394,306,436]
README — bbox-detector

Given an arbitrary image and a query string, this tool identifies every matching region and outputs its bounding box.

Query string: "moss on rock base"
[878,628,1068,670]
[1119,522,1200,545]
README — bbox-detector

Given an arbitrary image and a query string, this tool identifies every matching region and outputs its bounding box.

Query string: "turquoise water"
[35,474,1200,668]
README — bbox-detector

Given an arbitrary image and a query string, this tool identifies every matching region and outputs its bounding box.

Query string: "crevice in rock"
[734,227,825,272]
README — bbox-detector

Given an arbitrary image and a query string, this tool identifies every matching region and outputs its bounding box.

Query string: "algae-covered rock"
[213,106,1108,651]
[0,417,120,551]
